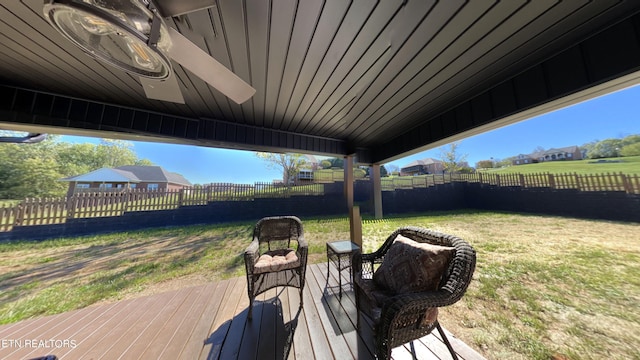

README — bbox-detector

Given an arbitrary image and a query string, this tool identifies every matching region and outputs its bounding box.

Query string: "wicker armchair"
[352,227,476,360]
[244,216,308,319]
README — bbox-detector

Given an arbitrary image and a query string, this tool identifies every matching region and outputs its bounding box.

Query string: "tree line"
[0,136,152,199]
[581,134,640,158]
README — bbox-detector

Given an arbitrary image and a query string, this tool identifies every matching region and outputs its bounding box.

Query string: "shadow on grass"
[0,225,254,309]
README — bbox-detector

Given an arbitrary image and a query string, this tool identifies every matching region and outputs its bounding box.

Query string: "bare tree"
[438,142,468,173]
[385,164,400,175]
[255,152,308,184]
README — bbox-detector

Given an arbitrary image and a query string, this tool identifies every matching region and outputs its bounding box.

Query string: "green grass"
[0,200,21,207]
[1,211,639,360]
[482,155,640,175]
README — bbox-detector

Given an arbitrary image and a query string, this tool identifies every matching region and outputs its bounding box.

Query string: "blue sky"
[62,85,640,184]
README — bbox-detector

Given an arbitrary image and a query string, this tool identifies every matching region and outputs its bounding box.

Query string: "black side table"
[326,240,360,298]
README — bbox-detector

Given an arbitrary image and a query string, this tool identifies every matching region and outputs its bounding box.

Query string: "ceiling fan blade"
[153,0,215,17]
[0,132,46,143]
[166,27,256,104]
[140,73,185,104]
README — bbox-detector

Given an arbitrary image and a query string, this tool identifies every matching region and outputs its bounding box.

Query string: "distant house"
[512,153,538,166]
[512,146,583,165]
[400,158,445,176]
[290,155,322,184]
[60,165,192,197]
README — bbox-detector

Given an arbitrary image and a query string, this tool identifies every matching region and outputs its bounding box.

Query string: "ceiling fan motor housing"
[43,0,173,79]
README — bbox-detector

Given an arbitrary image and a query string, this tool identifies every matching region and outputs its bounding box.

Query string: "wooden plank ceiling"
[1,0,640,163]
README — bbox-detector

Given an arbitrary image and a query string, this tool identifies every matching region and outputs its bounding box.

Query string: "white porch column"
[372,164,383,219]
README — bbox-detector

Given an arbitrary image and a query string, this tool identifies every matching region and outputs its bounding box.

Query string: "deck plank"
[0,264,486,360]
[180,280,230,360]
[3,301,118,359]
[256,288,279,360]
[286,285,312,360]
[236,291,268,360]
[217,279,250,360]
[76,295,159,360]
[305,263,353,359]
[57,299,148,359]
[104,286,196,358]
[299,276,335,360]
[310,264,375,359]
[163,282,220,358]
[200,276,245,360]
[140,284,210,359]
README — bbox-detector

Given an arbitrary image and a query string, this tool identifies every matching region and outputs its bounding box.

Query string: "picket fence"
[0,182,324,231]
[381,172,640,194]
[0,172,638,231]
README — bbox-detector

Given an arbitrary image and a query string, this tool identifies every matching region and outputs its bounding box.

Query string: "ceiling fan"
[42,0,256,104]
[0,132,47,144]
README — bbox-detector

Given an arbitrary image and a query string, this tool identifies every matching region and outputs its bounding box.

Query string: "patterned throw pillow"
[373,234,455,294]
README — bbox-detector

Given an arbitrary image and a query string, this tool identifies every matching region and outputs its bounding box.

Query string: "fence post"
[548,173,555,189]
[14,200,25,226]
[574,173,581,191]
[67,195,75,219]
[621,172,632,194]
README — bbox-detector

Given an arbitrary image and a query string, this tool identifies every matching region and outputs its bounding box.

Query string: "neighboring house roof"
[116,166,192,186]
[542,146,579,154]
[401,158,443,169]
[61,166,192,186]
[60,168,141,183]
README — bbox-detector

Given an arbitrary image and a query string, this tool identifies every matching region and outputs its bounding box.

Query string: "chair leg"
[436,322,458,360]
[409,341,417,360]
[248,296,254,320]
[299,287,304,307]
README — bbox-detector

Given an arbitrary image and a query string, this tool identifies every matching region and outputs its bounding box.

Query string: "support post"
[350,205,362,247]
[344,155,361,245]
[372,164,383,219]
[344,155,354,209]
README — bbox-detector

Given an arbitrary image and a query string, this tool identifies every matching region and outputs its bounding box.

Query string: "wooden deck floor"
[0,264,486,360]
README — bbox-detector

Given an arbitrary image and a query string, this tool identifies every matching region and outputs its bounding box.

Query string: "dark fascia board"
[372,12,640,164]
[0,84,348,157]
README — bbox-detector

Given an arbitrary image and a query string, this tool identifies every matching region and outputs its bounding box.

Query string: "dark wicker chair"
[244,216,308,319]
[352,227,476,360]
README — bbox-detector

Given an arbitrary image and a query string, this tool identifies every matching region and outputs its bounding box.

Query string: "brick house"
[61,165,192,197]
[513,146,583,165]
[400,158,445,176]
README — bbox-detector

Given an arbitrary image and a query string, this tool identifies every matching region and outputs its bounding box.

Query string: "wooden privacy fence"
[0,182,326,231]
[457,172,640,193]
[381,174,451,190]
[1,173,638,232]
[381,172,640,194]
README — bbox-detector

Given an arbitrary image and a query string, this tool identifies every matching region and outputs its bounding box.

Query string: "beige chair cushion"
[373,234,455,294]
[254,249,300,274]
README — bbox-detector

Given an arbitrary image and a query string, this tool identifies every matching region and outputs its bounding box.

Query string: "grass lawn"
[1,211,638,359]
